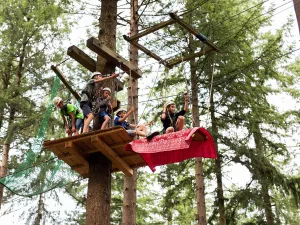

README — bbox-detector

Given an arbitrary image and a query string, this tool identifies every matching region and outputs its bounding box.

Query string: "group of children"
[53,71,189,139]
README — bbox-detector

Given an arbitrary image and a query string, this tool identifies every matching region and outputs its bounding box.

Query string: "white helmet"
[103,87,111,93]
[53,97,62,107]
[91,71,102,79]
[115,108,127,115]
[166,101,175,107]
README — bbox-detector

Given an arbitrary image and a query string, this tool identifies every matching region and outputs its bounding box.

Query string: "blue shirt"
[114,116,130,130]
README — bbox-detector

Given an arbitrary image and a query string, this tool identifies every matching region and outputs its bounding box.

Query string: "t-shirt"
[80,79,95,102]
[59,104,84,119]
[114,116,131,130]
[161,109,186,131]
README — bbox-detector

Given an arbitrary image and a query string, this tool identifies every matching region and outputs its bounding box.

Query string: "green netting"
[0,75,78,197]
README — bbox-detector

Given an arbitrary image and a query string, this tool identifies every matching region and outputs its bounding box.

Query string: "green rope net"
[0,75,78,197]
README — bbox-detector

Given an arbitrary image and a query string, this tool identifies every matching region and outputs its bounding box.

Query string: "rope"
[207,52,216,123]
[55,57,70,67]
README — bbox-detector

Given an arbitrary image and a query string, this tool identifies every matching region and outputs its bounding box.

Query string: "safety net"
[0,74,79,197]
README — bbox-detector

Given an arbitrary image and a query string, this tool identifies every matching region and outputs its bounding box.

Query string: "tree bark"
[189,33,207,225]
[293,0,300,34]
[122,169,137,225]
[34,193,44,225]
[85,0,118,224]
[210,84,226,225]
[86,153,112,225]
[122,0,139,224]
[0,143,10,209]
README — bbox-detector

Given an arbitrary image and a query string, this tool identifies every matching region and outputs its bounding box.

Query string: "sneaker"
[146,131,160,141]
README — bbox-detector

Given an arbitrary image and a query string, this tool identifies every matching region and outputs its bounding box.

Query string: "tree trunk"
[122,169,137,225]
[189,33,207,225]
[86,153,112,225]
[34,193,44,225]
[85,0,118,224]
[293,0,300,33]
[261,182,275,225]
[122,0,139,224]
[0,143,10,209]
[210,85,226,225]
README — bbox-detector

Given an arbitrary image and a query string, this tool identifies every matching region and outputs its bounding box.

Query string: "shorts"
[75,118,84,130]
[126,130,136,137]
[99,111,111,120]
[80,102,92,118]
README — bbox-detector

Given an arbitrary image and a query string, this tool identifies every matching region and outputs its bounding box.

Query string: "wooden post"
[51,65,81,100]
[293,0,300,34]
[122,0,139,224]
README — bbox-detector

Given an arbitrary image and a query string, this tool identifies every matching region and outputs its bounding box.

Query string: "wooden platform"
[43,126,146,177]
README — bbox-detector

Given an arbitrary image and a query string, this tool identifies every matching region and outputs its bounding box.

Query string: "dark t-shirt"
[161,109,186,133]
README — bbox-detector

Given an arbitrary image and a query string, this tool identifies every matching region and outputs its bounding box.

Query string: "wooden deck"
[43,126,146,177]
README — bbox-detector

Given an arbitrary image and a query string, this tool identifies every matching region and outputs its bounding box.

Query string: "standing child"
[80,71,119,133]
[96,87,112,130]
[161,92,189,134]
[114,108,153,138]
[53,97,84,136]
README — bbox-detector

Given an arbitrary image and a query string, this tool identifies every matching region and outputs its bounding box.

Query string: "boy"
[96,87,112,130]
[53,97,84,136]
[114,107,153,137]
[80,71,119,133]
[161,92,189,134]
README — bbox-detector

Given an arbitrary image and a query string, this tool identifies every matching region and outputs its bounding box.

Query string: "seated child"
[114,107,153,138]
[161,92,189,134]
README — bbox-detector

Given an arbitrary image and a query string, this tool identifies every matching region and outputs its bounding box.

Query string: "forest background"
[0,0,300,224]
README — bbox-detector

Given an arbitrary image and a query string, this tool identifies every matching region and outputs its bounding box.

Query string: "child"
[114,107,153,138]
[161,92,189,134]
[80,71,119,133]
[53,97,84,136]
[96,87,112,130]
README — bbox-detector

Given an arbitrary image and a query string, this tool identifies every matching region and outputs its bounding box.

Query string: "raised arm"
[95,73,119,83]
[184,93,189,112]
[161,103,168,120]
[118,107,134,122]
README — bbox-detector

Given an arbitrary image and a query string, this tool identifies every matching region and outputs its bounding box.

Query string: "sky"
[1,0,300,224]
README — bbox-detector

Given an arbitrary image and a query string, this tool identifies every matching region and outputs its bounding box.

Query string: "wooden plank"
[90,136,133,176]
[51,65,81,100]
[166,47,215,68]
[66,45,124,92]
[169,12,220,52]
[128,19,176,41]
[67,45,96,72]
[57,152,73,160]
[86,37,142,79]
[123,36,171,69]
[64,141,89,174]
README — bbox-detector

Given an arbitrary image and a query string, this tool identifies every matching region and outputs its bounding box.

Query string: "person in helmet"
[114,107,153,138]
[96,87,112,130]
[80,71,119,133]
[53,97,84,136]
[161,92,189,134]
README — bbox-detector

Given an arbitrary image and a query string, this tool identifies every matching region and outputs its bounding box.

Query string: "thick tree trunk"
[86,153,112,225]
[86,1,117,224]
[189,33,207,224]
[210,87,226,225]
[122,0,139,224]
[34,193,44,225]
[122,169,137,224]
